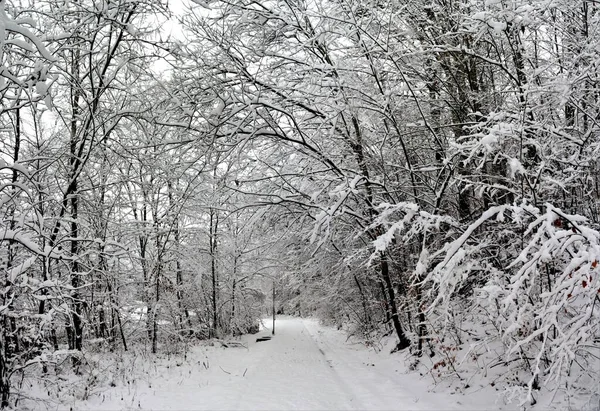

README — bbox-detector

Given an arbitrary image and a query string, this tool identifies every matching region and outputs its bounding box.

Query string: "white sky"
[150,0,192,74]
[164,0,191,39]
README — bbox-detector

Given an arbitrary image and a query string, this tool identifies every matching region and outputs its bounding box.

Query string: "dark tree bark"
[210,208,219,338]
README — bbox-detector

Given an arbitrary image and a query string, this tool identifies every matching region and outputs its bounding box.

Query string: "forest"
[0,0,599,409]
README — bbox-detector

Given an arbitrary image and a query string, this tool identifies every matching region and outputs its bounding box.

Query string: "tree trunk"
[169,182,192,336]
[210,208,219,338]
[415,285,428,356]
[69,51,84,368]
[152,271,159,354]
[230,278,236,333]
[1,315,9,408]
[2,109,22,402]
[151,216,161,354]
[380,252,411,350]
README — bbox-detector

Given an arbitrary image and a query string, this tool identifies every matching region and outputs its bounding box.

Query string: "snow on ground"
[53,316,513,410]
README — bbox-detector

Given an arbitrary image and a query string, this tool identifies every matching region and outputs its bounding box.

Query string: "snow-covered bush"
[372,201,600,406]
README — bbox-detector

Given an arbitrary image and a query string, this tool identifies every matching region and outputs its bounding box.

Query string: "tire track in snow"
[299,321,366,410]
[301,319,429,410]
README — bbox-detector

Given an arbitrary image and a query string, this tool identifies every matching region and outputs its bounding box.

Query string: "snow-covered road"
[76,317,493,411]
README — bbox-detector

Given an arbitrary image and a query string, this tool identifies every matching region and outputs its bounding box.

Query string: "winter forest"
[0,0,599,409]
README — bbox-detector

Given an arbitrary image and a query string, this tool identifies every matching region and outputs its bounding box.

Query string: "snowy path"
[76,317,490,411]
[226,318,360,410]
